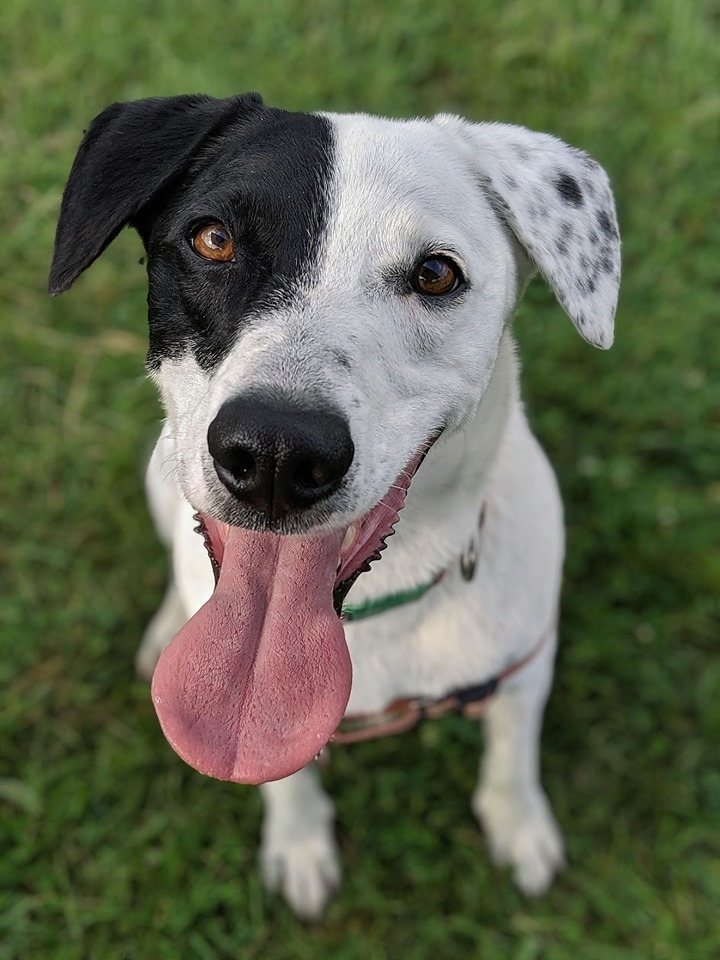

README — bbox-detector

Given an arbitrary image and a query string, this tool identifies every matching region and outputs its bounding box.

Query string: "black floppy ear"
[48,93,264,295]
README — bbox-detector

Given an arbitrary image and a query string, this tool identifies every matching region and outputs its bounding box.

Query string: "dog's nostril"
[295,459,332,490]
[233,449,256,481]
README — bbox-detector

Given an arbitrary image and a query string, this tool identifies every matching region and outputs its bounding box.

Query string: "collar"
[330,502,551,745]
[341,569,445,622]
[341,503,486,623]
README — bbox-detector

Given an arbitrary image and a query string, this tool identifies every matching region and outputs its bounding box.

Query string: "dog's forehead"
[327,112,464,188]
[146,107,513,375]
[322,112,488,250]
[158,107,493,272]
[328,114,474,217]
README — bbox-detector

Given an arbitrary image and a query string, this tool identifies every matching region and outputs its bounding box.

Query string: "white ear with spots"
[435,114,620,349]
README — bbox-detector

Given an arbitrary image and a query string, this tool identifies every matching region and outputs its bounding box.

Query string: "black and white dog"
[50,93,620,919]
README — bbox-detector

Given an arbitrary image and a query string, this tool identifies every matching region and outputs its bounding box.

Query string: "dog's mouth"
[150,436,437,784]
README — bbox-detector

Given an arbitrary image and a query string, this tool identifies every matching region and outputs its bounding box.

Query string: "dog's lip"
[194,431,441,613]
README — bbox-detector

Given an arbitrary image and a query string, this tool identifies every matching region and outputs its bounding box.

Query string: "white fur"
[138,112,620,918]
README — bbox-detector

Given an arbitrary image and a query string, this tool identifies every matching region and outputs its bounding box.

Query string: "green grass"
[1,0,719,957]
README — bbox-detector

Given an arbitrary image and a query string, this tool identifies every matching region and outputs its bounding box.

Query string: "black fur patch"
[49,95,335,372]
[596,208,617,239]
[554,172,584,207]
[135,108,335,370]
[49,95,265,295]
[332,350,353,370]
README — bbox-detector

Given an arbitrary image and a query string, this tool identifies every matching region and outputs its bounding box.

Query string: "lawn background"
[1,1,719,957]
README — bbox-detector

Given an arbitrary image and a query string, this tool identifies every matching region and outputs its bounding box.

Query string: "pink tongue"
[151,526,351,784]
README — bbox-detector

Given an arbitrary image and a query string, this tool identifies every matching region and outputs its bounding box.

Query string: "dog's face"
[49,95,620,783]
[50,95,619,540]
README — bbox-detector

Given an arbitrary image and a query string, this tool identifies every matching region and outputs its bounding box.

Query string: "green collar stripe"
[342,571,444,622]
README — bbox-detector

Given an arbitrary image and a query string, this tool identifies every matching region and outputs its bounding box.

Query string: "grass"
[1,0,719,957]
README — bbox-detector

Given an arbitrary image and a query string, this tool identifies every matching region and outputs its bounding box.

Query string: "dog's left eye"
[409,256,465,297]
[191,223,235,262]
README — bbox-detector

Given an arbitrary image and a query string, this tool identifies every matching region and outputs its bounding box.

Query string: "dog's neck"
[346,330,519,604]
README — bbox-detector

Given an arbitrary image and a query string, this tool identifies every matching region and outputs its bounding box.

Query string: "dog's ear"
[436,115,620,349]
[48,93,264,296]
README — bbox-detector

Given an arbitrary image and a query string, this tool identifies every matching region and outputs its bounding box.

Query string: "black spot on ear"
[597,208,617,238]
[555,172,584,207]
[333,350,352,370]
[576,275,590,295]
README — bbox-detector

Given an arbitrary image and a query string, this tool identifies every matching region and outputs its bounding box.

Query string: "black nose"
[207,395,355,521]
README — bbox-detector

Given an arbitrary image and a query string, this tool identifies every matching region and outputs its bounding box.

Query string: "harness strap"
[332,620,552,744]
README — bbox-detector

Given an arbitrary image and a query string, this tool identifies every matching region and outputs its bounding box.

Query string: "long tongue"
[151,526,351,784]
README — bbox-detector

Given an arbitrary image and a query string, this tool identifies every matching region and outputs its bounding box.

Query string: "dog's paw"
[260,828,341,921]
[472,784,566,897]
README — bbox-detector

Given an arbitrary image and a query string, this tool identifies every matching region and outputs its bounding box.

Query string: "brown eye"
[410,256,464,296]
[191,223,235,262]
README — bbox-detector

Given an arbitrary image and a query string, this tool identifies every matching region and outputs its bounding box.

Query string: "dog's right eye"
[409,255,465,297]
[191,223,235,262]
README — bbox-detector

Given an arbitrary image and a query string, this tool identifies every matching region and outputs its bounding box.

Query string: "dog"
[49,93,620,920]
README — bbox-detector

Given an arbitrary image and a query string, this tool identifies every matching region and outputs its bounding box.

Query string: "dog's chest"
[343,573,502,714]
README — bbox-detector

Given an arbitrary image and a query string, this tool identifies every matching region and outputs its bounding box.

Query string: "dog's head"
[50,94,620,782]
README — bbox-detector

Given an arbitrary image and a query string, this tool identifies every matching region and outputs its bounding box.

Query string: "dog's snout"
[208,396,354,520]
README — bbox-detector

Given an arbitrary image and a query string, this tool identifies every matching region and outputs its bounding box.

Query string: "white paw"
[260,827,341,921]
[472,784,566,897]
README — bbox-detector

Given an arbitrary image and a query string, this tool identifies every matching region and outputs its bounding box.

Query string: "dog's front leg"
[135,577,187,680]
[259,764,340,920]
[472,631,566,896]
